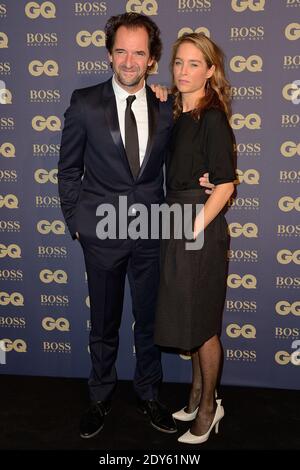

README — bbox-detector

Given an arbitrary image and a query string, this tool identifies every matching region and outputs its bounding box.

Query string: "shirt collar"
[112,75,146,102]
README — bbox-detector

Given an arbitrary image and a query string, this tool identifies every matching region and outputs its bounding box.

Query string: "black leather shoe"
[80,400,111,439]
[139,400,177,434]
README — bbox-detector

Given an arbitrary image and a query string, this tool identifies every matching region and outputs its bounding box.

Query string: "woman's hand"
[149,83,170,102]
[199,172,215,195]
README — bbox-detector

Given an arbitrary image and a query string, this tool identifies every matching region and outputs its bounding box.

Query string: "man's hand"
[150,83,170,102]
[199,172,215,195]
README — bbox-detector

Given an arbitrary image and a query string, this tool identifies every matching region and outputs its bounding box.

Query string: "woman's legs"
[190,334,221,436]
[186,351,202,413]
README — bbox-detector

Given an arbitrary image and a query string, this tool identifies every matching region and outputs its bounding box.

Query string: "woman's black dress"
[154,107,236,351]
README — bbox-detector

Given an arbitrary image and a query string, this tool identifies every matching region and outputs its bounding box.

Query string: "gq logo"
[226,324,256,339]
[0,194,18,209]
[0,339,27,352]
[32,116,61,131]
[280,141,300,158]
[0,292,24,306]
[126,0,158,15]
[230,55,262,72]
[34,168,57,184]
[230,113,261,130]
[76,30,105,47]
[178,27,210,38]
[25,1,56,19]
[28,60,58,77]
[37,220,65,235]
[0,143,15,158]
[42,317,70,331]
[278,196,300,212]
[0,244,21,258]
[228,223,258,238]
[0,88,12,104]
[236,169,260,184]
[277,249,300,265]
[276,301,300,316]
[0,32,8,48]
[231,0,265,11]
[275,342,300,366]
[227,274,257,289]
[39,269,68,284]
[285,23,300,41]
[282,82,300,104]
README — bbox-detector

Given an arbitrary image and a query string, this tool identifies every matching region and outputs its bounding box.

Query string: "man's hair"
[105,12,162,65]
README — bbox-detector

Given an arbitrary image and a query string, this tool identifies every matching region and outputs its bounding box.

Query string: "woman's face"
[173,41,214,99]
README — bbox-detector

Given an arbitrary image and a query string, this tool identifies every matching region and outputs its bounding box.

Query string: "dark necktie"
[125,95,140,179]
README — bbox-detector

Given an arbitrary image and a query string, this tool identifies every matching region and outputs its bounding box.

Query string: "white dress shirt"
[112,75,149,167]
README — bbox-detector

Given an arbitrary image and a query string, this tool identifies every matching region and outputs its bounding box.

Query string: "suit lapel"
[138,86,159,179]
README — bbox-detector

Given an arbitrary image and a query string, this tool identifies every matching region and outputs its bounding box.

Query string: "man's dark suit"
[58,78,173,402]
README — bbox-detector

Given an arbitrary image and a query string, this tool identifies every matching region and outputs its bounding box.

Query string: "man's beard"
[115,67,146,89]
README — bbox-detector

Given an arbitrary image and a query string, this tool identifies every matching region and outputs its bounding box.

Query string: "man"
[58,12,213,439]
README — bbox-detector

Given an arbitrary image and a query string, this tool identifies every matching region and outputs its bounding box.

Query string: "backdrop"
[0,0,299,390]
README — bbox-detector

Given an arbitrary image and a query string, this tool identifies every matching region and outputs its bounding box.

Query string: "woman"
[154,33,236,444]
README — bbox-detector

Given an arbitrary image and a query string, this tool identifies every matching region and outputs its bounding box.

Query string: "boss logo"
[76,30,105,47]
[0,194,18,209]
[230,113,261,130]
[34,168,57,183]
[35,196,60,208]
[37,220,65,235]
[0,32,8,48]
[0,117,14,128]
[74,2,107,15]
[226,300,257,311]
[277,224,300,236]
[236,169,260,184]
[276,301,300,316]
[278,196,300,212]
[277,249,300,265]
[0,221,21,232]
[228,197,260,209]
[228,223,258,238]
[30,88,60,102]
[33,144,60,156]
[0,88,12,104]
[42,317,70,331]
[37,246,67,257]
[0,170,17,182]
[279,170,300,183]
[25,1,56,19]
[226,349,256,361]
[235,142,261,155]
[39,269,67,284]
[0,62,11,74]
[0,269,23,280]
[276,276,300,288]
[226,323,256,339]
[228,250,258,262]
[0,292,24,306]
[230,26,264,40]
[231,0,265,12]
[28,60,58,76]
[32,116,61,132]
[77,60,109,73]
[0,142,15,158]
[177,0,212,11]
[0,244,21,258]
[178,26,210,38]
[42,342,71,352]
[126,0,158,15]
[283,55,300,69]
[0,317,26,328]
[281,115,300,127]
[40,295,69,306]
[0,339,27,352]
[285,22,300,41]
[26,33,58,45]
[282,82,300,103]
[230,55,262,72]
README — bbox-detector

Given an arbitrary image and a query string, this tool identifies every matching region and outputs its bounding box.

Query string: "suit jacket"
[58,78,173,252]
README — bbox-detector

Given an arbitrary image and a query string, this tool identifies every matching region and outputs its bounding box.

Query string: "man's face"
[108,26,154,93]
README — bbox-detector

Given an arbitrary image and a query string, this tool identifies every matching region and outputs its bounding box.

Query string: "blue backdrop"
[0,0,299,390]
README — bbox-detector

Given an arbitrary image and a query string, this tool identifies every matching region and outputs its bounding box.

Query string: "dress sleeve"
[205,109,236,186]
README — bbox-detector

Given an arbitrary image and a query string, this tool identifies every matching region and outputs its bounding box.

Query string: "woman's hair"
[105,12,162,75]
[170,33,231,120]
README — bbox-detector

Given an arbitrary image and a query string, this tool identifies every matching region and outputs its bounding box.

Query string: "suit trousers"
[82,240,162,402]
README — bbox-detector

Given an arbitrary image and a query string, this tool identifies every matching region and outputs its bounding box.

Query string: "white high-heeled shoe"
[172,390,218,422]
[178,399,224,444]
